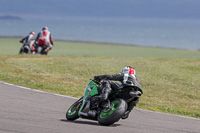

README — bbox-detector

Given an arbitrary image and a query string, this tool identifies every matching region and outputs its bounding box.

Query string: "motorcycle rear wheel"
[97,98,127,126]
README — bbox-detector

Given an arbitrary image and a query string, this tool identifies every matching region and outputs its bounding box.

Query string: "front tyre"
[97,99,127,126]
[66,98,83,120]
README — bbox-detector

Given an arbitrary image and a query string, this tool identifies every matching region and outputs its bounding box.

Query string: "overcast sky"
[0,0,199,19]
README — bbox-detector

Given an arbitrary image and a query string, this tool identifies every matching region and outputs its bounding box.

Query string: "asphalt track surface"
[0,81,200,133]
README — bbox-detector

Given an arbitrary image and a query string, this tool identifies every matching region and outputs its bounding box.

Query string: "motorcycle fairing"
[78,80,99,117]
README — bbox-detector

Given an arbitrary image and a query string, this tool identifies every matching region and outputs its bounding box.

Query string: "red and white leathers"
[20,32,35,45]
[19,32,35,53]
[35,27,54,54]
[36,29,54,48]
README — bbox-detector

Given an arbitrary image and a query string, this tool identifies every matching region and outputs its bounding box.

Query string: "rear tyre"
[66,98,83,120]
[37,46,43,54]
[24,47,29,53]
[97,99,127,126]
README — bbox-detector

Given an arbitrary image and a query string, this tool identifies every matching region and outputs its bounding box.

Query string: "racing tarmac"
[0,81,200,133]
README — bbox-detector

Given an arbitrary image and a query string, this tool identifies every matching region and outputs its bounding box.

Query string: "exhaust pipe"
[129,91,142,98]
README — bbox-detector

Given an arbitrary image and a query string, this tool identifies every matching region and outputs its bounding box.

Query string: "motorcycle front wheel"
[97,98,127,126]
[66,97,83,120]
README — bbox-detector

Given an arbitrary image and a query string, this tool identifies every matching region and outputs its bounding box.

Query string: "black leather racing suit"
[94,73,141,113]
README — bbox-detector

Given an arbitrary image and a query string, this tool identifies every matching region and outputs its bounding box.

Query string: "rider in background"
[94,66,141,119]
[34,26,54,54]
[19,31,35,54]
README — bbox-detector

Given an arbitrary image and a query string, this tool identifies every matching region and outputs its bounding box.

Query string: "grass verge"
[0,37,200,118]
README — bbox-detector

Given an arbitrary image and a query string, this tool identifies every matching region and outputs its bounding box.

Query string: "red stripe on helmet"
[129,67,135,75]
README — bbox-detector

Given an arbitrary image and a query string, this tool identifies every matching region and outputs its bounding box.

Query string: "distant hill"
[0,15,22,20]
[0,0,200,19]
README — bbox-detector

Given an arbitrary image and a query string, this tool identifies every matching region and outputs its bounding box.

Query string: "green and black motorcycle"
[66,79,142,126]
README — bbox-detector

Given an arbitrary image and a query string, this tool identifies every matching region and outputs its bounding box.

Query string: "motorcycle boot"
[122,99,139,119]
[121,111,130,119]
[99,80,112,101]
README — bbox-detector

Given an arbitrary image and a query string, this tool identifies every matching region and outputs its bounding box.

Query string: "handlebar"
[90,79,101,84]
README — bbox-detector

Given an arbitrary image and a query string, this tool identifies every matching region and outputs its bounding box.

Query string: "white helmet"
[122,66,136,84]
[42,26,48,31]
[29,31,35,36]
[122,66,136,75]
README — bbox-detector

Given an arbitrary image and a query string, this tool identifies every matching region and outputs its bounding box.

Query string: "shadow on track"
[60,119,121,127]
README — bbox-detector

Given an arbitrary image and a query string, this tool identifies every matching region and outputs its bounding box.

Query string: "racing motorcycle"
[35,45,48,55]
[19,39,35,54]
[35,42,52,55]
[66,79,143,126]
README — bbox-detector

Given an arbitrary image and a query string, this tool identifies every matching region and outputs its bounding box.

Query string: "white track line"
[0,80,78,99]
[134,108,200,121]
[0,80,199,121]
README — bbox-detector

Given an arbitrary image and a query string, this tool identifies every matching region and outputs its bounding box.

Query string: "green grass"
[1,37,200,58]
[0,37,200,119]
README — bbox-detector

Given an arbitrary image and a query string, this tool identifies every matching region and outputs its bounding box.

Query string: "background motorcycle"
[19,40,35,54]
[66,79,143,126]
[35,42,52,55]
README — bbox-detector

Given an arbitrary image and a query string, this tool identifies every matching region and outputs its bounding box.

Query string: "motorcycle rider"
[94,66,141,119]
[34,26,54,54]
[19,31,35,54]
